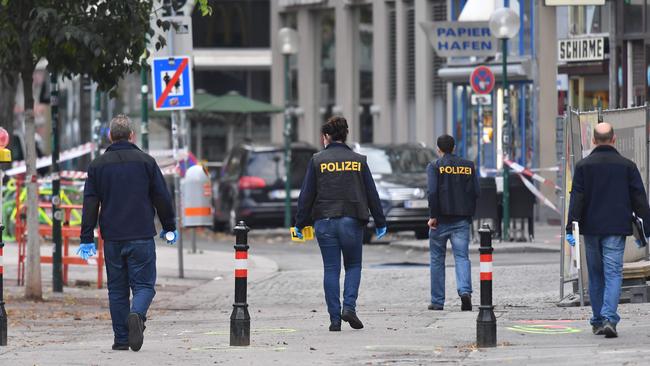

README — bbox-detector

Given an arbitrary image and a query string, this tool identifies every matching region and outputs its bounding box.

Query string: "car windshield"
[245,149,314,185]
[358,146,435,175]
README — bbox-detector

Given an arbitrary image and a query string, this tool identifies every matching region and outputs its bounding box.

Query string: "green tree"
[0,0,210,299]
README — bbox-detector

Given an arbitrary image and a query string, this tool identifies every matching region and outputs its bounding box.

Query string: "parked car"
[213,142,318,232]
[353,143,437,243]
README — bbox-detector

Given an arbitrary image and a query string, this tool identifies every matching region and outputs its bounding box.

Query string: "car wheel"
[362,229,373,244]
[415,228,429,240]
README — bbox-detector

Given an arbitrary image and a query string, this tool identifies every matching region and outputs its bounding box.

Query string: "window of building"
[320,10,336,120]
[281,12,299,142]
[359,5,374,143]
[623,0,644,34]
[192,0,270,48]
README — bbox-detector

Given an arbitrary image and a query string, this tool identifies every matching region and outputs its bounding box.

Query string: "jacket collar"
[106,140,142,152]
[591,145,619,155]
[325,142,351,150]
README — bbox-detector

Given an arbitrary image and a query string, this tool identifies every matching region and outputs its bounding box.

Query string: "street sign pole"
[502,38,511,242]
[283,54,292,228]
[141,61,149,152]
[172,111,184,278]
[51,72,63,293]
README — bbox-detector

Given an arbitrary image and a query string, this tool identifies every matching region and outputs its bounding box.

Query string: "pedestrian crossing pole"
[230,221,250,346]
[477,223,496,348]
[0,128,11,346]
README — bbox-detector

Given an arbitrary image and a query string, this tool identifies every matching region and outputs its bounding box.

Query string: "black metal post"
[230,221,250,346]
[51,72,63,293]
[0,225,7,346]
[477,223,496,348]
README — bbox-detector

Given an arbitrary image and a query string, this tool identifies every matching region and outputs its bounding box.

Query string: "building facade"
[270,0,557,215]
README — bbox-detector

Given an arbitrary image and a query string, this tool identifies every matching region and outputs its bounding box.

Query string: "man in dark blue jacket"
[294,116,386,332]
[427,135,480,312]
[567,122,650,338]
[79,115,177,351]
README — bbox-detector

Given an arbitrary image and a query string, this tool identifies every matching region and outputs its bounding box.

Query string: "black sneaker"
[592,325,605,335]
[127,312,145,351]
[603,321,618,338]
[329,321,341,332]
[112,343,129,351]
[460,293,472,311]
[341,310,364,329]
[428,303,444,311]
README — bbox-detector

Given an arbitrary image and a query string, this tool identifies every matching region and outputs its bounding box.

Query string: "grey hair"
[109,114,133,142]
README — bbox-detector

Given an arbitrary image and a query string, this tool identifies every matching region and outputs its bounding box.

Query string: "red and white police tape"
[6,142,95,177]
[503,159,561,192]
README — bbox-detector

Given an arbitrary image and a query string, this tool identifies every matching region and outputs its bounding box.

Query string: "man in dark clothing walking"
[427,135,480,311]
[294,116,386,332]
[567,122,650,338]
[78,115,177,351]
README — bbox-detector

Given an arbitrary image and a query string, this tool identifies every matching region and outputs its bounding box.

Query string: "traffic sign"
[470,66,495,95]
[152,56,194,111]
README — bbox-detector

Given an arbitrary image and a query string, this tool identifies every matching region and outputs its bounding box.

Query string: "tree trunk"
[22,67,42,300]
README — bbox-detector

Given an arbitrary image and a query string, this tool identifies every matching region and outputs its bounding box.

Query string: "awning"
[193,48,271,70]
[458,0,519,22]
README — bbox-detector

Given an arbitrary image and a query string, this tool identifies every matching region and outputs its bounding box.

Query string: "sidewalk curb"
[390,241,560,254]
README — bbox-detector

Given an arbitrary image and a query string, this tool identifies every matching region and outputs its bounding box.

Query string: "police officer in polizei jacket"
[426,134,480,312]
[294,116,387,332]
[78,115,177,352]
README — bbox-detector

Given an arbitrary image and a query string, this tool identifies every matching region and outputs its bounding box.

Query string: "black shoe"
[592,325,605,335]
[460,293,472,311]
[112,343,129,351]
[603,321,618,338]
[428,303,444,311]
[341,310,364,329]
[329,321,341,332]
[127,312,145,351]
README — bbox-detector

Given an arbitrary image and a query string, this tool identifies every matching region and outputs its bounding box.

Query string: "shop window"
[359,5,373,143]
[320,10,336,121]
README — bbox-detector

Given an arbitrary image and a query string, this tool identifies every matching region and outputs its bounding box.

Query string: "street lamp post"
[489,7,519,242]
[278,28,299,228]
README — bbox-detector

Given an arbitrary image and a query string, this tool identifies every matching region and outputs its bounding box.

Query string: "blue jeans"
[583,235,626,326]
[314,217,364,323]
[429,219,472,306]
[104,239,157,344]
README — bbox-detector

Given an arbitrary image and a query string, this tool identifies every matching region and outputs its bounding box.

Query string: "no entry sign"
[470,66,495,95]
[152,56,194,111]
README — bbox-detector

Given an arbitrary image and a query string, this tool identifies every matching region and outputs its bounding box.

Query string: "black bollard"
[230,221,250,346]
[0,225,7,346]
[477,223,496,348]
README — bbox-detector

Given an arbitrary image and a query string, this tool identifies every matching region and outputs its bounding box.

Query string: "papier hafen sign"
[420,21,497,58]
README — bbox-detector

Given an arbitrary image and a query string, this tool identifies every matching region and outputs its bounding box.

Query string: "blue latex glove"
[160,230,178,245]
[376,227,387,240]
[76,243,97,260]
[566,234,576,247]
[293,226,303,240]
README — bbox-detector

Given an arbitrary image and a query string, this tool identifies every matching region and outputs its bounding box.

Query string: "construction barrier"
[13,180,104,289]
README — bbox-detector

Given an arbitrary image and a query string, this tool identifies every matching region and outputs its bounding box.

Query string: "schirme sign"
[420,21,497,58]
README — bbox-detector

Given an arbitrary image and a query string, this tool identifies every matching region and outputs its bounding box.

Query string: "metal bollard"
[230,221,250,346]
[0,225,7,346]
[477,223,496,348]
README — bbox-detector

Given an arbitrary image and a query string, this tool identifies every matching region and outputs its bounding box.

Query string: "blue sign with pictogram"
[152,56,194,111]
[470,66,495,95]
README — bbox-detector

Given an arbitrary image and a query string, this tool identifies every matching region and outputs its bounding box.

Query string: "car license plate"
[269,189,301,200]
[404,200,428,209]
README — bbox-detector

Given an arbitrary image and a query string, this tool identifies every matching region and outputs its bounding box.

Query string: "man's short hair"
[594,123,614,144]
[437,134,455,154]
[321,116,349,142]
[109,114,133,142]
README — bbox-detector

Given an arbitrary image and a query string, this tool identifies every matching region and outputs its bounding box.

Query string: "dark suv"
[213,142,318,232]
[353,143,437,242]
